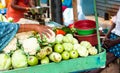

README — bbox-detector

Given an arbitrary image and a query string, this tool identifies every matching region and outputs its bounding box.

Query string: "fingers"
[37,25,55,39]
[45,26,52,30]
[39,25,52,30]
[41,31,50,38]
[40,28,55,39]
[103,42,110,49]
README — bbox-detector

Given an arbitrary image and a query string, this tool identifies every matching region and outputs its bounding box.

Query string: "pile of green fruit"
[0,32,98,71]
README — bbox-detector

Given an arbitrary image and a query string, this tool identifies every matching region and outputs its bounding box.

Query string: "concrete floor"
[101,59,120,73]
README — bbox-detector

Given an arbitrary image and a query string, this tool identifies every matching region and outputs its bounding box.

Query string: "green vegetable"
[36,49,47,60]
[77,45,89,57]
[80,41,92,49]
[12,50,28,69]
[55,34,64,44]
[72,38,79,44]
[0,14,13,22]
[0,14,8,22]
[0,53,11,71]
[88,47,97,55]
[49,52,62,62]
[62,43,73,51]
[61,27,74,34]
[41,57,50,64]
[43,46,53,55]
[73,44,81,50]
[63,34,73,43]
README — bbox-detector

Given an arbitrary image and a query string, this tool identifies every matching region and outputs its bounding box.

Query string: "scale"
[24,6,49,24]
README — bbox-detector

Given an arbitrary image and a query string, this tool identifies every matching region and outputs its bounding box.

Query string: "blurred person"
[84,8,120,73]
[6,0,35,22]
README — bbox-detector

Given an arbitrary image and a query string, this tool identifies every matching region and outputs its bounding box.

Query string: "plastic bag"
[63,5,85,26]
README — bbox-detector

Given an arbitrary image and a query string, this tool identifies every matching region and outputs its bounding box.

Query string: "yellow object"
[5,0,10,7]
[0,2,3,9]
[0,0,6,9]
[0,2,5,9]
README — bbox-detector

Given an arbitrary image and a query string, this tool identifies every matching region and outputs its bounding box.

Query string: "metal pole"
[94,0,102,53]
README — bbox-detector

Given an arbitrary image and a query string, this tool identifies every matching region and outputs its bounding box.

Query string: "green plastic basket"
[76,28,96,35]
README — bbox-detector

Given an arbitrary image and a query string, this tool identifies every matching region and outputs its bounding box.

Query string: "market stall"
[0,0,107,73]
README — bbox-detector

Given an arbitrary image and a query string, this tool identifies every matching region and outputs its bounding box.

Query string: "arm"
[29,0,36,7]
[18,24,52,38]
[103,23,119,49]
[103,37,120,49]
[17,24,37,32]
[11,0,28,11]
[105,23,116,38]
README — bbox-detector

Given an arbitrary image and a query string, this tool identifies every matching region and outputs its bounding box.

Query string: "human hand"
[26,7,31,11]
[18,24,55,39]
[102,34,109,44]
[35,25,55,39]
[102,39,116,49]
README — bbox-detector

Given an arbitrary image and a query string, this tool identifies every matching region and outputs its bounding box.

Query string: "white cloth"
[63,5,85,26]
[17,18,39,24]
[111,8,120,36]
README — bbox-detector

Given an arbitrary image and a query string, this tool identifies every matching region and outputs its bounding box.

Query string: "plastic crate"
[0,49,106,73]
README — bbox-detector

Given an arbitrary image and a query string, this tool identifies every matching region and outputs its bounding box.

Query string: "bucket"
[74,33,98,46]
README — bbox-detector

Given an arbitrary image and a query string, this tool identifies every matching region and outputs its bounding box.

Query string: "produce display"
[0,30,98,71]
[0,14,13,22]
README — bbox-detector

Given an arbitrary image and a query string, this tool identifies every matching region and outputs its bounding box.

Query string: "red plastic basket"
[74,33,98,46]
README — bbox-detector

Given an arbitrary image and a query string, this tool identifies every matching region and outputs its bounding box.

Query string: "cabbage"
[12,50,28,69]
[0,53,11,71]
[77,45,89,57]
[72,38,79,44]
[65,34,73,38]
[55,34,64,43]
[73,44,81,50]
[80,41,92,49]
[62,43,73,51]
[62,34,73,43]
[88,47,97,55]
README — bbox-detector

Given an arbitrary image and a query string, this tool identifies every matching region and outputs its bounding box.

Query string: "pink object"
[74,20,96,30]
[62,6,67,12]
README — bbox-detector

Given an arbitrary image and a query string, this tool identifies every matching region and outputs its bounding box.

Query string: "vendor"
[0,22,53,51]
[6,0,35,22]
[85,8,120,73]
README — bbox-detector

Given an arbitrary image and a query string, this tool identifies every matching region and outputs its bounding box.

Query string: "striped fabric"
[0,22,19,51]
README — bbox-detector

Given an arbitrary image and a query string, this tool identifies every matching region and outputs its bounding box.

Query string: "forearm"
[18,24,38,33]
[29,0,35,7]
[106,23,116,37]
[114,37,120,44]
[11,4,27,11]
[11,0,27,11]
